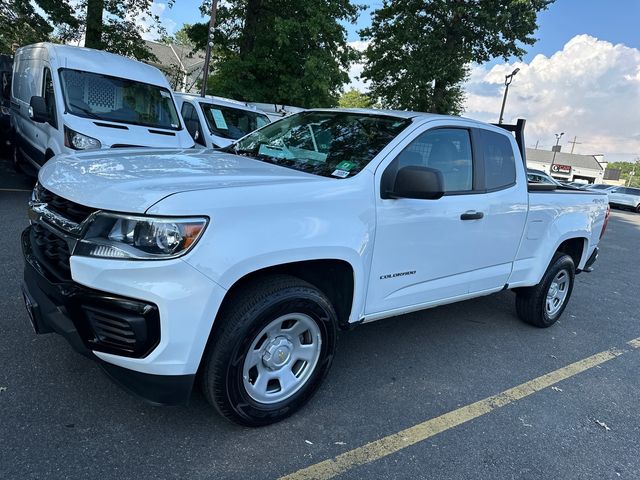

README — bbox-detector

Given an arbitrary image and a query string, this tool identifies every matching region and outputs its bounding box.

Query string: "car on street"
[175,93,271,148]
[608,186,640,213]
[10,43,194,175]
[22,110,610,426]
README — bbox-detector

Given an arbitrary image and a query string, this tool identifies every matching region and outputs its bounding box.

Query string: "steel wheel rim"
[546,269,570,316]
[242,313,322,404]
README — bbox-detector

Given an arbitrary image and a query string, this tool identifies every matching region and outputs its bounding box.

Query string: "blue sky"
[162,0,640,61]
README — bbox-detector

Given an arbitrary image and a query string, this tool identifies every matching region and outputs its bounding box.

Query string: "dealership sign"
[551,164,571,174]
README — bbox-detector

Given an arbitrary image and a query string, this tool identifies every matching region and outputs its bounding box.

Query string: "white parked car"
[608,186,640,213]
[22,110,609,426]
[175,93,271,148]
[10,43,194,174]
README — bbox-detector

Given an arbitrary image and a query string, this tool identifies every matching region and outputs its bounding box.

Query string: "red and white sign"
[551,164,571,174]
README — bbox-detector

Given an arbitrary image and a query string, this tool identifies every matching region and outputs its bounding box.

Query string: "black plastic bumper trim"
[583,247,599,273]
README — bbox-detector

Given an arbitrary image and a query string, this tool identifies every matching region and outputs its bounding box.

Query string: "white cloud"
[464,34,640,162]
[346,40,370,92]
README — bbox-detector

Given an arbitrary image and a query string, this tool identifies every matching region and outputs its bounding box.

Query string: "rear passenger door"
[468,128,528,293]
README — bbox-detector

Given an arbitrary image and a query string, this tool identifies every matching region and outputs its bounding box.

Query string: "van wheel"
[516,253,575,328]
[200,275,337,427]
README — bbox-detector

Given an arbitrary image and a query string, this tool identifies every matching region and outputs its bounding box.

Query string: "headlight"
[74,213,208,260]
[64,126,102,150]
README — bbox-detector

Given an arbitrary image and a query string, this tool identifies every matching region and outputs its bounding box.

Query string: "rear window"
[479,129,516,190]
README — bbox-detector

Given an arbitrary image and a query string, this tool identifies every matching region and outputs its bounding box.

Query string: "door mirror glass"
[385,166,444,200]
[29,95,49,123]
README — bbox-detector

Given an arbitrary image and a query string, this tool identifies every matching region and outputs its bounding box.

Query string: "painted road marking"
[280,338,640,480]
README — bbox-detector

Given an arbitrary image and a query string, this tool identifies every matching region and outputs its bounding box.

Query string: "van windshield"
[200,103,270,140]
[59,69,181,130]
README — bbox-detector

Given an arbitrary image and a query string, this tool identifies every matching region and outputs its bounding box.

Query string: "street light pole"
[498,67,520,124]
[550,132,565,174]
[200,0,219,97]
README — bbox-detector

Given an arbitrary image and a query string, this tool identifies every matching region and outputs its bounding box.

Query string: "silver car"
[608,186,640,213]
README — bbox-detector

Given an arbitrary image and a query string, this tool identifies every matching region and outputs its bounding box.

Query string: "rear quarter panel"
[508,190,608,287]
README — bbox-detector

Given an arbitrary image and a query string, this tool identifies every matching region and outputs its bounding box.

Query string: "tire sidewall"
[541,256,575,325]
[221,289,337,426]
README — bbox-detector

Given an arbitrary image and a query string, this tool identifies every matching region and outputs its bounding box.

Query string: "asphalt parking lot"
[1,156,639,480]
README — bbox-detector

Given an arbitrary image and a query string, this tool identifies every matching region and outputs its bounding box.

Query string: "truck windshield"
[59,69,181,130]
[232,111,410,178]
[200,103,270,140]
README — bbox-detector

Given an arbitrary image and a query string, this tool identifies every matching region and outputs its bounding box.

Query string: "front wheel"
[516,253,575,328]
[200,275,337,427]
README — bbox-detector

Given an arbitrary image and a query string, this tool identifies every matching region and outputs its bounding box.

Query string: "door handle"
[460,211,484,220]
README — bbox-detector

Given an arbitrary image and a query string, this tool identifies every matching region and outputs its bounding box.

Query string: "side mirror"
[29,96,49,123]
[384,166,445,200]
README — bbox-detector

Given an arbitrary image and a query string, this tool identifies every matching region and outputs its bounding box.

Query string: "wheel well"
[221,260,355,329]
[45,149,55,160]
[556,238,586,268]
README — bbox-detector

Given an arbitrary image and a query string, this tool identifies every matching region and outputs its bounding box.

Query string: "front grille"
[31,223,72,281]
[35,184,96,224]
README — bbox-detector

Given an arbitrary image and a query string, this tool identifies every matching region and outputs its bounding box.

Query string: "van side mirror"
[29,96,49,123]
[384,166,445,200]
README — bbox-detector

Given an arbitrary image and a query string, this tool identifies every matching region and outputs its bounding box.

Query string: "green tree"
[361,0,553,115]
[0,0,78,54]
[607,160,640,187]
[188,0,361,107]
[1,0,167,60]
[339,88,374,108]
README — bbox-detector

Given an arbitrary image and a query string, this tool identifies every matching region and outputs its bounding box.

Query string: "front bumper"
[21,226,226,405]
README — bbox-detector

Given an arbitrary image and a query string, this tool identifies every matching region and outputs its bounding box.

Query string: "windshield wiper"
[68,102,101,120]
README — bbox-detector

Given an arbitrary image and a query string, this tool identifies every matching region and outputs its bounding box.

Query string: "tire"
[516,253,575,328]
[635,204,640,214]
[200,275,338,427]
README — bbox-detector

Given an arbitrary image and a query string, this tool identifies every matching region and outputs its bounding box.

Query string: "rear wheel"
[516,253,575,328]
[200,275,337,427]
[635,204,640,214]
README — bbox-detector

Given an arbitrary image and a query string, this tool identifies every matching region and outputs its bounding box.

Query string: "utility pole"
[550,132,564,174]
[498,67,520,124]
[200,0,219,97]
[568,136,582,154]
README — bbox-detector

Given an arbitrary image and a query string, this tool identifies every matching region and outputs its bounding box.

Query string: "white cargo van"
[175,93,271,148]
[11,43,194,173]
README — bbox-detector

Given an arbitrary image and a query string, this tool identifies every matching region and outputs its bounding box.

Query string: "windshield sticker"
[331,169,350,178]
[335,160,357,172]
[211,109,229,130]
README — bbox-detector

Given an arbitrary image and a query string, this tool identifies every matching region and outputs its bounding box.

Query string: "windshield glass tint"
[233,111,410,178]
[201,103,270,140]
[59,69,181,130]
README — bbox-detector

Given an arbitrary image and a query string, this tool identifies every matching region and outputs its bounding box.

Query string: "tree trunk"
[85,0,104,49]
[432,79,448,114]
[239,0,262,57]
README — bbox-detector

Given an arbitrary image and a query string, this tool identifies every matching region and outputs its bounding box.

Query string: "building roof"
[144,41,205,74]
[526,148,604,171]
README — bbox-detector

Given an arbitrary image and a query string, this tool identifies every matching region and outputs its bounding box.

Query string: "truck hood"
[38,148,320,213]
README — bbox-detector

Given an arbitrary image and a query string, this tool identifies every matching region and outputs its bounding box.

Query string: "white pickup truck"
[22,109,610,426]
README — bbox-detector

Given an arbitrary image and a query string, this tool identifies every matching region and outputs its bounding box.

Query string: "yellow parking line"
[280,339,640,480]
